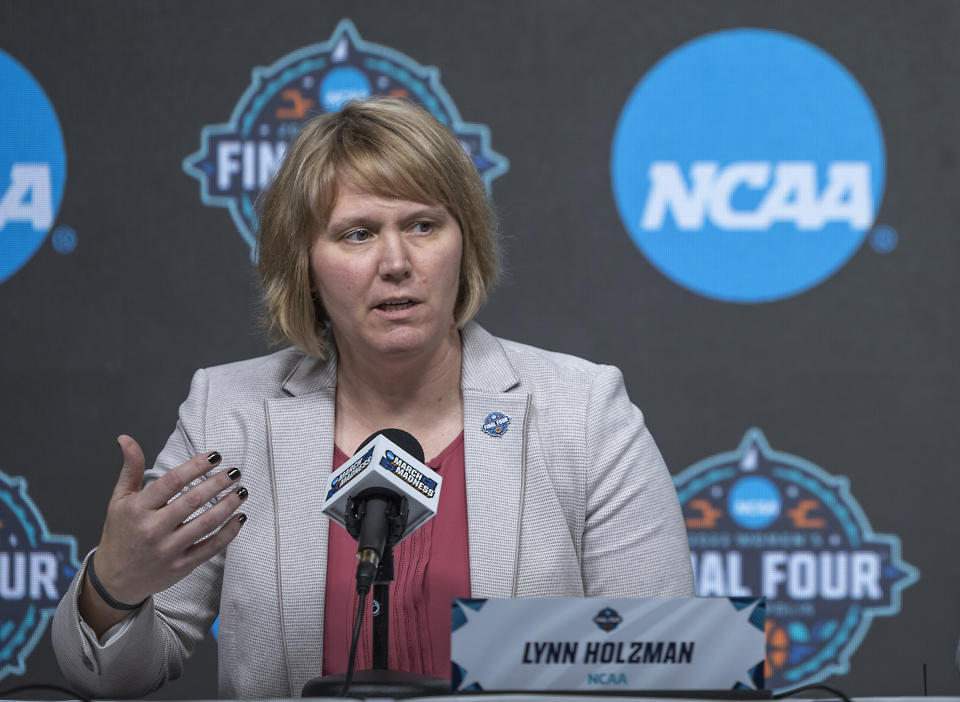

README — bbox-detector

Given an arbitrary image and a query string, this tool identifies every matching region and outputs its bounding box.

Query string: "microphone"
[322,428,442,592]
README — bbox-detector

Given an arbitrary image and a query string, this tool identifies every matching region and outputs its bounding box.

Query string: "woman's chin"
[364,327,448,360]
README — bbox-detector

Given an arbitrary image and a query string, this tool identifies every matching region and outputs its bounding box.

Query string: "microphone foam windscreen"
[356,428,425,463]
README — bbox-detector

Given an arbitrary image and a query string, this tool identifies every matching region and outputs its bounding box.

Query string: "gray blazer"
[52,323,694,699]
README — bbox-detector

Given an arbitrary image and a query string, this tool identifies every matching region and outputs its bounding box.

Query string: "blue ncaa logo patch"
[481,411,511,438]
[0,468,79,680]
[0,50,67,284]
[184,19,509,257]
[673,429,917,692]
[611,29,885,303]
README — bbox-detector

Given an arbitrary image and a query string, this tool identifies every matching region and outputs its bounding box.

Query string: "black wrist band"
[86,552,147,611]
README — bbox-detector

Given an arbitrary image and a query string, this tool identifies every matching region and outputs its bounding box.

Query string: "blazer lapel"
[460,324,528,598]
[266,353,337,694]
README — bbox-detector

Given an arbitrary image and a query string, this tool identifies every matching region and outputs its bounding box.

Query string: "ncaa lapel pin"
[481,411,511,438]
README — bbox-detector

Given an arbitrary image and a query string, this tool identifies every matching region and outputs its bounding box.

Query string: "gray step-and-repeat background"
[1,0,958,697]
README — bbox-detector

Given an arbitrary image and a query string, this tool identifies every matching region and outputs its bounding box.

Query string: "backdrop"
[0,0,957,697]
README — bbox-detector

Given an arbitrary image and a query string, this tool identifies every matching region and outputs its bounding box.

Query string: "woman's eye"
[344,228,371,242]
[411,221,433,234]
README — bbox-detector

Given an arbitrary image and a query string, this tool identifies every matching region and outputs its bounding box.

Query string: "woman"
[52,97,694,698]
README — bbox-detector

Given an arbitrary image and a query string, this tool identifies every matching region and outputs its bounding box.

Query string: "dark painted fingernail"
[237,513,247,525]
[236,487,248,500]
[227,468,241,480]
[207,451,222,466]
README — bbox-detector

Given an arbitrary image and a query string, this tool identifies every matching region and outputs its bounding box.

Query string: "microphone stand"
[371,545,392,670]
[302,510,449,698]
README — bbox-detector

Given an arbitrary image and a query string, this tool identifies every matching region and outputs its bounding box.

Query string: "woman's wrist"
[86,551,148,610]
[78,565,137,638]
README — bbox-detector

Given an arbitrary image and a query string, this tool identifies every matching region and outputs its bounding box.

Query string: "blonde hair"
[257,97,499,358]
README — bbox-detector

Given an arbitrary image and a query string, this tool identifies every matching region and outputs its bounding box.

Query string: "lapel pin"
[482,411,511,438]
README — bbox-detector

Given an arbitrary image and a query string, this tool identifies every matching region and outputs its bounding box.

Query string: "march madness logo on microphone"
[0,468,79,680]
[184,19,509,258]
[380,450,437,498]
[325,446,375,500]
[673,429,917,692]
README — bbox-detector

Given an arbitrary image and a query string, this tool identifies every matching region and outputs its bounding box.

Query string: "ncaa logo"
[184,19,509,257]
[0,469,79,680]
[673,429,917,691]
[0,50,67,284]
[611,29,885,302]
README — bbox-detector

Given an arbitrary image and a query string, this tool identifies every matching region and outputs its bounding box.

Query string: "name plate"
[451,597,765,692]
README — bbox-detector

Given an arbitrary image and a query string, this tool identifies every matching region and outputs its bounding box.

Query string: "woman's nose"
[377,232,412,280]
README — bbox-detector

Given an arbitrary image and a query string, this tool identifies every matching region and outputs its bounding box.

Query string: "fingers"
[175,490,247,548]
[181,512,247,566]
[113,435,146,498]
[163,468,247,531]
[141,449,225,510]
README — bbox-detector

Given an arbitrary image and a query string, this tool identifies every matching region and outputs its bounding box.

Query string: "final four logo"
[184,19,509,257]
[673,430,917,691]
[0,469,79,680]
[592,607,623,633]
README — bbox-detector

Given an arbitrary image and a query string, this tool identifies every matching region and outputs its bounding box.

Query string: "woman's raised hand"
[78,435,248,634]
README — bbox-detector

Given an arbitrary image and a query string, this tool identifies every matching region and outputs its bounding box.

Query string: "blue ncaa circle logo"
[320,67,372,111]
[611,29,885,303]
[728,475,781,530]
[0,50,67,284]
